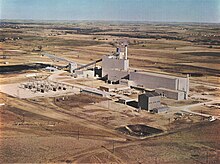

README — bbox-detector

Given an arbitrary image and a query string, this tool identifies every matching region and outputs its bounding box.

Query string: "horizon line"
[1,19,219,24]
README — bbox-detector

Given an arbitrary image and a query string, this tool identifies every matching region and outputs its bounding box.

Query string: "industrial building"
[44,66,58,72]
[138,92,161,111]
[102,46,129,83]
[73,70,94,78]
[99,84,130,92]
[151,107,169,113]
[69,62,77,74]
[129,71,189,100]
[80,87,110,97]
[101,45,189,100]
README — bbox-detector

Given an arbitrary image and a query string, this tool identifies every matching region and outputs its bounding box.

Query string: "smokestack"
[116,47,120,54]
[124,45,128,60]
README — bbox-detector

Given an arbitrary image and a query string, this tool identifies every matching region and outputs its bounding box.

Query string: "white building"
[69,62,77,73]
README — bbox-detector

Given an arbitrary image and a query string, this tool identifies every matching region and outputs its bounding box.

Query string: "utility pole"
[77,127,80,140]
[155,156,158,164]
[112,141,115,154]
[206,151,209,164]
[17,89,19,98]
[22,112,25,123]
[168,118,171,130]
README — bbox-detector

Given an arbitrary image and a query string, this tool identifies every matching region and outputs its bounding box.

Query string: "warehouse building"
[151,106,169,113]
[73,70,94,78]
[81,87,110,97]
[130,71,189,100]
[138,92,161,111]
[99,84,129,92]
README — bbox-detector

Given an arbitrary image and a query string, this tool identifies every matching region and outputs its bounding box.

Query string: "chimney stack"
[124,45,128,60]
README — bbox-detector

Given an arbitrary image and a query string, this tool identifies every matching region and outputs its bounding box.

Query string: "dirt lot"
[54,93,108,108]
[1,90,219,163]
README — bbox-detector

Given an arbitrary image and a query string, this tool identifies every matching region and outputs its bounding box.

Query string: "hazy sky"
[0,0,220,23]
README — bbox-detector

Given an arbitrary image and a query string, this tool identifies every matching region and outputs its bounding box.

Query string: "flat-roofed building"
[99,84,130,92]
[130,71,189,100]
[138,92,161,111]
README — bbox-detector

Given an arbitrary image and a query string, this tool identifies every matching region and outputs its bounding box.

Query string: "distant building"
[138,92,161,111]
[45,66,58,72]
[73,70,94,78]
[69,62,77,73]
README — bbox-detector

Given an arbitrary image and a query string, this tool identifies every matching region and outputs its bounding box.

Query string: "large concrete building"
[102,46,129,82]
[130,71,189,100]
[138,92,161,111]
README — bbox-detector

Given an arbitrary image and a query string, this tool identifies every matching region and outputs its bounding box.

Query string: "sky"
[0,0,220,23]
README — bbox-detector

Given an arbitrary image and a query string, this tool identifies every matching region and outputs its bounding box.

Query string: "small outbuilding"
[150,106,169,113]
[45,66,58,72]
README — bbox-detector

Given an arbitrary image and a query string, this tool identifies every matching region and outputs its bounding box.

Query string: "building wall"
[148,96,161,110]
[130,72,178,90]
[107,69,129,82]
[119,79,135,87]
[83,70,94,78]
[153,107,169,113]
[74,70,94,78]
[155,88,185,100]
[102,56,129,77]
[138,94,149,110]
[177,77,189,99]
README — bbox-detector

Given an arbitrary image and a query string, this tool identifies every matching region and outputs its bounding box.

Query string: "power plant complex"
[63,45,190,112]
[101,45,189,101]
